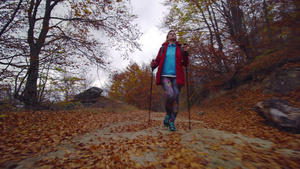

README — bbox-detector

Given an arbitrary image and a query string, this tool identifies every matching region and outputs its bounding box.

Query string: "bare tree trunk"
[23,50,39,109]
[191,0,214,45]
[207,2,230,73]
[225,0,254,62]
[263,0,273,44]
[38,64,51,102]
[20,0,57,109]
[193,0,224,74]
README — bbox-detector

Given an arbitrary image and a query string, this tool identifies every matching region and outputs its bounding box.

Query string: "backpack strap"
[180,45,183,55]
[160,45,183,56]
[180,45,185,62]
[160,45,165,56]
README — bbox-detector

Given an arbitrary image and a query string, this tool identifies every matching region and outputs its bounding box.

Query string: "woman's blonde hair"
[166,30,176,42]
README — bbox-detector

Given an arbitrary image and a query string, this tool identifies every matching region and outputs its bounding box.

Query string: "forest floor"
[1,109,300,169]
[1,87,300,168]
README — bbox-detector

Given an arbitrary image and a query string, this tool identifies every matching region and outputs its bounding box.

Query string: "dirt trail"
[7,112,300,168]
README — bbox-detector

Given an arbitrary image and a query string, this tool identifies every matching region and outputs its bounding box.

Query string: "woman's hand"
[150,60,155,68]
[183,43,189,51]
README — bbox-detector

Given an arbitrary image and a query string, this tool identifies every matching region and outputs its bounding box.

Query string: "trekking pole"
[183,43,191,129]
[186,65,191,129]
[149,60,154,125]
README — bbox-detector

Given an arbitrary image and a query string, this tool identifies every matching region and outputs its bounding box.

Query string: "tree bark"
[263,0,273,44]
[23,50,39,109]
[226,0,254,62]
[21,0,56,109]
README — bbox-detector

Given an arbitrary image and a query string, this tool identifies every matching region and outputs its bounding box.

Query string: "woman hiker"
[150,30,189,131]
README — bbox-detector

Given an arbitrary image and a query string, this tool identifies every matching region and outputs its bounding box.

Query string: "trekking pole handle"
[183,43,189,59]
[151,59,155,72]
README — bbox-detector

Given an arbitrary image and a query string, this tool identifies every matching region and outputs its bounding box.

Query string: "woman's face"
[167,31,177,41]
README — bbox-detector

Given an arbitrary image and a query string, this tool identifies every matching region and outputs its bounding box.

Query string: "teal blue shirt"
[162,44,176,77]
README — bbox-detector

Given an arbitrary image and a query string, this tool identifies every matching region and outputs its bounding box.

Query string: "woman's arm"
[151,47,163,69]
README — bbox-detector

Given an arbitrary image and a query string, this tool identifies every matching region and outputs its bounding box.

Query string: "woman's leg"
[161,77,181,128]
[161,77,174,127]
[170,78,181,123]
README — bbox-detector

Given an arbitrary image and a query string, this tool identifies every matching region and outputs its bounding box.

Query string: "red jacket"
[153,41,189,85]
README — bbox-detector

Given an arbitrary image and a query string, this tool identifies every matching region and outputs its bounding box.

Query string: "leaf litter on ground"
[1,87,300,168]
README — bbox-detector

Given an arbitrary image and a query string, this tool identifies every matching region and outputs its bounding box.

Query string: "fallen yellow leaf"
[191,162,203,168]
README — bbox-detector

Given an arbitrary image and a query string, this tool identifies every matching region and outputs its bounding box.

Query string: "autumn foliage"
[109,62,164,110]
[162,0,300,102]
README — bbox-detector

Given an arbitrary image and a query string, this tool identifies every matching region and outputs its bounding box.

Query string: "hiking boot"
[163,115,170,127]
[169,122,176,131]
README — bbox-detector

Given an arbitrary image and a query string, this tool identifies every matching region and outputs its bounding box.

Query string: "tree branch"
[0,0,23,37]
